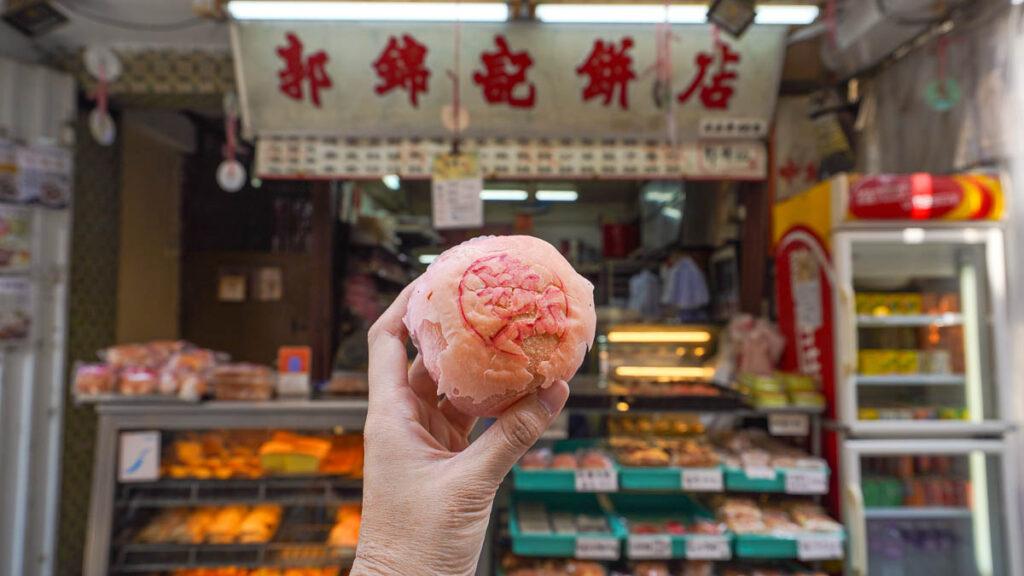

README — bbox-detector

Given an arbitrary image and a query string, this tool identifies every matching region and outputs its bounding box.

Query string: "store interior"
[1,1,1024,576]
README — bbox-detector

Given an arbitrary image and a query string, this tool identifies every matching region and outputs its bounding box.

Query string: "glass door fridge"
[833,226,1012,436]
[843,439,1021,576]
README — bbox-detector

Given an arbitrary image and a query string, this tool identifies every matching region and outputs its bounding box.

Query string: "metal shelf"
[116,476,362,508]
[856,313,963,327]
[855,374,965,386]
[864,507,973,520]
[110,541,356,573]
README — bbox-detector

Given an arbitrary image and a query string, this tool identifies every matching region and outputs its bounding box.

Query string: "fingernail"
[537,380,569,416]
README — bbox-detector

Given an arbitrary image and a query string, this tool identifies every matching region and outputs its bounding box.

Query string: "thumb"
[458,381,569,483]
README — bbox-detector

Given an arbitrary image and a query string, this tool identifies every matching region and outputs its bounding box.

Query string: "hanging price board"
[575,537,620,560]
[681,468,724,492]
[431,152,483,230]
[575,469,618,492]
[768,413,810,436]
[684,536,732,560]
[627,535,673,560]
[785,469,828,494]
[797,535,844,560]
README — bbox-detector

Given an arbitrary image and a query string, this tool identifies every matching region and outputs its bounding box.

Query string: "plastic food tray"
[733,531,846,559]
[512,440,619,492]
[619,465,724,492]
[723,466,831,493]
[509,493,626,558]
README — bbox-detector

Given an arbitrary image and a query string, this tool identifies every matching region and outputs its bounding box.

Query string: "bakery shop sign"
[232,22,786,140]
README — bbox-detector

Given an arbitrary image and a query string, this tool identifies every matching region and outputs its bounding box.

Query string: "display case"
[843,439,1022,576]
[834,227,1012,436]
[82,400,368,576]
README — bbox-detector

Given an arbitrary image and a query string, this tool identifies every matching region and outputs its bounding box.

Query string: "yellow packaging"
[896,350,919,374]
[855,293,872,315]
[903,293,923,315]
[859,350,898,375]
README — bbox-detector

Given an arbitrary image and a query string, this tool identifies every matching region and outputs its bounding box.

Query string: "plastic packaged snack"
[788,503,842,532]
[210,364,275,401]
[73,364,116,395]
[104,344,156,369]
[579,450,615,470]
[550,453,579,470]
[119,367,158,395]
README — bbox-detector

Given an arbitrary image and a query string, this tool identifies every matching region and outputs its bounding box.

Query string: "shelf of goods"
[83,401,369,576]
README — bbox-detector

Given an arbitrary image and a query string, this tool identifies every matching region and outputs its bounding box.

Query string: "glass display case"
[833,227,1011,435]
[843,439,1021,576]
[82,401,368,576]
[597,324,721,396]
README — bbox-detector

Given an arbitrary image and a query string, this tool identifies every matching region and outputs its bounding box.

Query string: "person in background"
[351,282,569,576]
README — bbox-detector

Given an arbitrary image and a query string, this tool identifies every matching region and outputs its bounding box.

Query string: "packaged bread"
[73,364,116,395]
[788,502,843,532]
[103,344,156,368]
[211,364,275,401]
[118,367,159,395]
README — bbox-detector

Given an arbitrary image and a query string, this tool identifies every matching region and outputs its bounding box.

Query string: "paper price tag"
[797,535,844,560]
[744,466,776,480]
[685,536,732,560]
[785,469,828,494]
[681,468,724,492]
[118,431,161,483]
[575,469,618,492]
[575,537,619,560]
[769,413,810,436]
[628,535,673,560]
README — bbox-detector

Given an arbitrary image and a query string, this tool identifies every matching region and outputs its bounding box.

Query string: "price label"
[785,469,828,494]
[685,536,732,560]
[628,535,673,559]
[575,537,620,560]
[681,468,724,492]
[118,431,161,482]
[797,535,844,560]
[575,469,618,492]
[744,466,776,480]
[768,413,810,436]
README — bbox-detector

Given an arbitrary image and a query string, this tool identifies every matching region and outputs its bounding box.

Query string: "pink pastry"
[404,236,596,417]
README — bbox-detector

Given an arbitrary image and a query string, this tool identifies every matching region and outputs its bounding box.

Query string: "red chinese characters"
[678,39,741,109]
[473,35,536,108]
[276,32,333,108]
[373,34,430,107]
[576,37,636,110]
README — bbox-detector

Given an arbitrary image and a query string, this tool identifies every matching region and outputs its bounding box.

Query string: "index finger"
[367,279,419,410]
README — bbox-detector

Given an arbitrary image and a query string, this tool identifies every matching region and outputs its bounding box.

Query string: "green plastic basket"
[610,493,732,560]
[619,465,725,492]
[723,466,830,493]
[509,493,626,558]
[733,531,846,559]
[513,440,620,492]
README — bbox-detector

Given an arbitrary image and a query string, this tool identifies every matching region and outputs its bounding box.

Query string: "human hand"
[351,282,570,576]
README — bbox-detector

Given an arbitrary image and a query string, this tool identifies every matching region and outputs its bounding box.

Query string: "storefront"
[1,1,1023,575]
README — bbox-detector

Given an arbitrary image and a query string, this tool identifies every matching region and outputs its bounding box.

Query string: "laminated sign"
[431,153,483,230]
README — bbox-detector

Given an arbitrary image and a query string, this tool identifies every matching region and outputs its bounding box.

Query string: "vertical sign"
[431,153,484,230]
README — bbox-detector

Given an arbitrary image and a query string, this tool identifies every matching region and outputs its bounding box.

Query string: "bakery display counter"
[83,400,368,576]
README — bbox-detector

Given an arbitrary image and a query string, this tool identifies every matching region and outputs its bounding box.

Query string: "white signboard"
[768,412,810,436]
[681,468,724,492]
[575,469,618,493]
[785,469,829,495]
[685,536,732,560]
[575,536,620,560]
[797,535,844,560]
[431,153,484,229]
[234,22,786,140]
[118,431,161,483]
[628,535,673,560]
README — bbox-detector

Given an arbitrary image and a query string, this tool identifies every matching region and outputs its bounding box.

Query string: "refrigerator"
[773,174,1022,576]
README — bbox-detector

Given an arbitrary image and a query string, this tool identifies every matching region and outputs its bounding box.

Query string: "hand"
[352,282,570,576]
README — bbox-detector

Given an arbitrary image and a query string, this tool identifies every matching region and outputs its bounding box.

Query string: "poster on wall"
[772,96,821,203]
[431,152,484,229]
[233,22,786,141]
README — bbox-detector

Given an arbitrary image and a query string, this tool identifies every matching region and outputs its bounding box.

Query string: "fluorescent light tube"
[614,366,716,379]
[536,190,578,202]
[535,3,817,25]
[480,189,528,201]
[418,254,439,264]
[536,4,706,23]
[607,330,712,343]
[754,4,819,24]
[227,1,509,21]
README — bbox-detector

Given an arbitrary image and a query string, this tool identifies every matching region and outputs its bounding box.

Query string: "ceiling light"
[536,3,706,23]
[755,4,819,24]
[534,2,817,25]
[382,174,400,191]
[614,366,716,379]
[227,1,509,21]
[418,254,438,264]
[536,190,578,202]
[480,189,528,201]
[607,330,712,343]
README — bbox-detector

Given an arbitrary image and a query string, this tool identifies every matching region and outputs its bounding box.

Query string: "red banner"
[847,173,1002,221]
